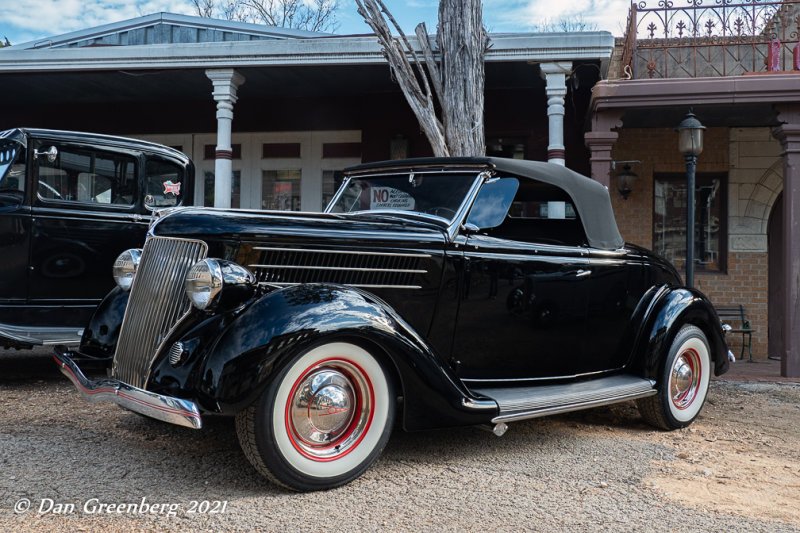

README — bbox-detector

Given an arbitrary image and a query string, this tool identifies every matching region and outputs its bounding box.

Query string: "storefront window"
[653,173,727,273]
[203,170,241,208]
[321,170,345,210]
[262,169,301,211]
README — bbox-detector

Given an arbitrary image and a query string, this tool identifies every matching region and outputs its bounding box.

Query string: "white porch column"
[539,62,572,166]
[206,69,245,208]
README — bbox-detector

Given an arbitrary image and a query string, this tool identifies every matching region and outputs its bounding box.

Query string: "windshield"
[326,172,479,222]
[0,140,25,195]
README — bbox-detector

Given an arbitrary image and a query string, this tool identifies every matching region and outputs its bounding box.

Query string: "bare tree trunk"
[356,0,487,158]
[356,0,449,156]
[437,0,487,156]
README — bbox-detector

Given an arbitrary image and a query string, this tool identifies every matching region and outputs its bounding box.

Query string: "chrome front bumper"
[54,348,202,429]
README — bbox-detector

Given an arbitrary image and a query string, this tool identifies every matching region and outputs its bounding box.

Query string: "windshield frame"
[324,169,489,240]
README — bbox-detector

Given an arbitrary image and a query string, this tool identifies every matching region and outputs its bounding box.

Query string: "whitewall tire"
[236,341,394,491]
[638,325,711,430]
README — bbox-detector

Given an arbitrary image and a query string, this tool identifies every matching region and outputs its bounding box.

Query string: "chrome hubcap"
[292,370,355,445]
[287,360,372,460]
[670,349,700,409]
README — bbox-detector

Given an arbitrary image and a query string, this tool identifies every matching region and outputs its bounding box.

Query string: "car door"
[0,134,30,323]
[28,138,148,325]
[450,176,618,381]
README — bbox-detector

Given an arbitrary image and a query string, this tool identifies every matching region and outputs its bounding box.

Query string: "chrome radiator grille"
[248,246,429,289]
[112,236,207,388]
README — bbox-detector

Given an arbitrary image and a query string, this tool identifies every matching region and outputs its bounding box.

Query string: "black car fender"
[631,285,729,381]
[79,286,130,359]
[172,284,496,430]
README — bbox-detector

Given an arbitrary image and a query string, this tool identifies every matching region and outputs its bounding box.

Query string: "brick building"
[587,0,800,377]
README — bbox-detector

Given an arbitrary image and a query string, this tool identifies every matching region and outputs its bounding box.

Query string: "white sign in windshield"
[370,187,415,210]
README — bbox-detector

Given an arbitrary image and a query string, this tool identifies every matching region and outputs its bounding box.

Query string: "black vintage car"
[0,128,192,348]
[55,157,730,491]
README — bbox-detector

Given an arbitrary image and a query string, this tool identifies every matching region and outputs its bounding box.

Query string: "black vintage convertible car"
[55,157,730,491]
[0,128,192,348]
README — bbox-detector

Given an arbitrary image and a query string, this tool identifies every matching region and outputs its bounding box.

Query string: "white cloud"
[483,0,631,35]
[0,0,194,42]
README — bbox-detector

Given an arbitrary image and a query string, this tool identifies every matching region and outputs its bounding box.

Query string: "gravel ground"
[1,348,799,532]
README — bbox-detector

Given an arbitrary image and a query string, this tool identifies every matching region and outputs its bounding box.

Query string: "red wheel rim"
[284,358,375,462]
[670,348,701,410]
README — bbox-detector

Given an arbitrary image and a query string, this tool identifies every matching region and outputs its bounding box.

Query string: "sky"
[0,0,633,46]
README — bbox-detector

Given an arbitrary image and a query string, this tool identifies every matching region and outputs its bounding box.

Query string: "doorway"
[767,191,783,361]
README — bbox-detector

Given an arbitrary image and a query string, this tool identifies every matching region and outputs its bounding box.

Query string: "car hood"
[150,207,449,245]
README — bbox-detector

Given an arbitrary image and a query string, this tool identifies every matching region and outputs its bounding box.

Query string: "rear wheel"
[637,325,711,430]
[235,341,394,491]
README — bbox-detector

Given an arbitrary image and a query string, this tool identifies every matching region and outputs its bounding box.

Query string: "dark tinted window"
[482,178,586,246]
[653,172,727,273]
[467,178,519,229]
[146,158,185,208]
[37,145,136,206]
[0,141,25,195]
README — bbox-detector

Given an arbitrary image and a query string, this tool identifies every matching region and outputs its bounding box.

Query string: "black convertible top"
[345,157,625,251]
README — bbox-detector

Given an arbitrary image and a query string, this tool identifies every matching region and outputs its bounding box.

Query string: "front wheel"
[235,341,395,491]
[637,325,711,430]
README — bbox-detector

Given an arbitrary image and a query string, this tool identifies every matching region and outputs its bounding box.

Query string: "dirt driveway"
[1,349,799,532]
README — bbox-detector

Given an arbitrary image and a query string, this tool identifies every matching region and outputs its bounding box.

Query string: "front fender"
[79,286,130,359]
[633,286,729,381]
[171,284,496,429]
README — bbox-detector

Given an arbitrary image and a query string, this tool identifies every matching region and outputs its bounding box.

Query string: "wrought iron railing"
[621,0,800,78]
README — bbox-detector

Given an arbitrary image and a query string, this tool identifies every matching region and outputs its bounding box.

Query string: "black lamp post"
[675,110,706,287]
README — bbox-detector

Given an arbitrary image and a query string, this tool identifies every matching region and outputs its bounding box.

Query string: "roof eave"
[0,31,615,73]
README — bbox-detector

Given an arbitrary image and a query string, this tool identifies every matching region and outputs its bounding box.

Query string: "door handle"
[576,269,592,278]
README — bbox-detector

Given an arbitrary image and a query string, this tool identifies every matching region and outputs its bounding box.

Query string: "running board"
[0,323,83,346]
[471,375,656,424]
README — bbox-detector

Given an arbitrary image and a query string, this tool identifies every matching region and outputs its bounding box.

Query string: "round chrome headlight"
[185,259,224,310]
[184,259,255,311]
[112,249,142,291]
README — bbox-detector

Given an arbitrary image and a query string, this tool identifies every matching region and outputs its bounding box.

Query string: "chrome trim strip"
[248,264,427,274]
[490,389,657,424]
[341,167,489,179]
[251,246,432,258]
[257,282,422,290]
[55,351,202,430]
[0,324,82,346]
[462,367,613,384]
[447,171,493,242]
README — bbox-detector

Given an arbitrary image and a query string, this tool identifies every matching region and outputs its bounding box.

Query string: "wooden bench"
[715,305,755,361]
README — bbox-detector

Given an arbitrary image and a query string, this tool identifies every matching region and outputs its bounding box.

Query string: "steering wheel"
[424,206,457,219]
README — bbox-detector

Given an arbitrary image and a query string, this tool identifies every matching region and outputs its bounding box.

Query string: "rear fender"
[186,284,496,429]
[632,286,729,381]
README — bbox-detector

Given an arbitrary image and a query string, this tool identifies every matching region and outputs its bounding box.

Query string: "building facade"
[0,12,613,212]
[587,0,800,377]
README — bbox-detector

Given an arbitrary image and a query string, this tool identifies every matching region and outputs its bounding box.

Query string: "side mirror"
[34,146,58,163]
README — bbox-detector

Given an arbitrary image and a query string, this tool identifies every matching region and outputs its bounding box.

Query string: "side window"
[145,158,185,208]
[0,141,25,194]
[481,178,587,246]
[37,145,136,206]
[466,177,519,229]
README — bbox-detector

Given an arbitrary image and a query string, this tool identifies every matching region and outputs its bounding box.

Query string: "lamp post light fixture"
[612,161,640,200]
[675,110,706,288]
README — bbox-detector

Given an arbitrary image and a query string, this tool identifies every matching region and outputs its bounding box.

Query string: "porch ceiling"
[0,61,550,105]
[621,104,779,129]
